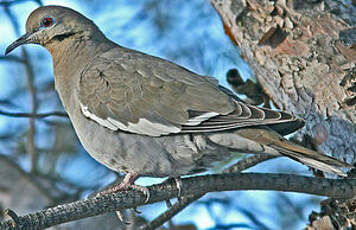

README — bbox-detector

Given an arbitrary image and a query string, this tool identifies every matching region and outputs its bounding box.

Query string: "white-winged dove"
[5,6,352,195]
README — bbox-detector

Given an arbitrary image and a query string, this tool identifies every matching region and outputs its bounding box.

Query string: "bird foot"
[96,172,149,224]
[115,210,130,225]
[164,178,183,209]
[96,172,150,203]
[130,184,151,203]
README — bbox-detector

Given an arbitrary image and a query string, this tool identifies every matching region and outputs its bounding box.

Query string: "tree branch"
[1,173,356,230]
[222,154,276,173]
[139,154,277,229]
[139,193,205,230]
[0,110,68,118]
[4,5,37,173]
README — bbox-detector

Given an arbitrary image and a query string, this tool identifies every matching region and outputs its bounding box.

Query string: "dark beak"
[5,32,33,55]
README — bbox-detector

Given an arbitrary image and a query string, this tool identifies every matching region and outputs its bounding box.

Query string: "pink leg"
[98,172,150,202]
[105,172,139,193]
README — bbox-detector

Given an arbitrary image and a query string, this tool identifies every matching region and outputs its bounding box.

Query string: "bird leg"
[97,172,151,203]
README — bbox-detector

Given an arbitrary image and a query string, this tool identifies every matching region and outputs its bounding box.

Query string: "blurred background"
[0,0,323,229]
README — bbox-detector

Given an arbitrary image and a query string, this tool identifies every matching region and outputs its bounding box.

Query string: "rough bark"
[211,0,355,162]
[2,173,356,230]
[210,0,355,228]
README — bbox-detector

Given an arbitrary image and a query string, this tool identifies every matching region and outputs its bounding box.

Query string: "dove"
[5,5,352,197]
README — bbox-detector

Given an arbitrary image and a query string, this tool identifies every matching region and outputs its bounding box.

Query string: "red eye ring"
[42,17,54,28]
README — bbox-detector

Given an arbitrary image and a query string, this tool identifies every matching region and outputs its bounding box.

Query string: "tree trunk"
[210,0,355,228]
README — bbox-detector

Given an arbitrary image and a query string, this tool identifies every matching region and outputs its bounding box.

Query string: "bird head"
[5,5,102,55]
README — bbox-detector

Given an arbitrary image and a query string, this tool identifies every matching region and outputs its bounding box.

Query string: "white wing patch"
[81,104,118,130]
[184,112,219,126]
[80,103,181,136]
[127,118,180,136]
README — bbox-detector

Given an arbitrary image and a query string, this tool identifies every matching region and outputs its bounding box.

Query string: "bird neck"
[48,31,115,75]
[47,31,116,112]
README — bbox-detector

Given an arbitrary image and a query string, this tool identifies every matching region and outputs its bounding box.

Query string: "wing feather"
[79,47,304,137]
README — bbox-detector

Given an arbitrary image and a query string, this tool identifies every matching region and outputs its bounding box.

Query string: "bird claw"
[174,177,183,198]
[116,210,130,225]
[132,207,141,214]
[131,184,151,203]
[94,172,150,224]
[97,183,150,203]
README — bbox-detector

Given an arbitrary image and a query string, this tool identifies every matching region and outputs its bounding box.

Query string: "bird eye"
[41,16,55,28]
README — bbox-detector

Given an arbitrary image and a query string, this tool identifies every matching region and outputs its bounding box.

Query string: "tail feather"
[235,128,353,177]
[271,144,350,177]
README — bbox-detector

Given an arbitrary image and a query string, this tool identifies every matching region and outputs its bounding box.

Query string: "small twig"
[223,154,277,173]
[0,55,25,63]
[0,155,55,202]
[23,49,38,172]
[34,171,101,198]
[0,110,68,119]
[139,154,277,229]
[87,175,124,198]
[165,199,173,208]
[139,194,205,230]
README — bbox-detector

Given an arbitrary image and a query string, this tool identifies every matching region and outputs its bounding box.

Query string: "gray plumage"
[6,5,352,185]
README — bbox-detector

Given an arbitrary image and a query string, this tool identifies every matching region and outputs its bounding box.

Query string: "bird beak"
[5,32,34,55]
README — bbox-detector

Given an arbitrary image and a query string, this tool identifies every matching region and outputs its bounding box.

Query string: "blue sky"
[0,1,323,229]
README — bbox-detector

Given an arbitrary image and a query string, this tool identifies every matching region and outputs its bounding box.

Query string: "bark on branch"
[210,0,356,163]
[139,154,276,230]
[1,173,356,230]
[210,1,355,228]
